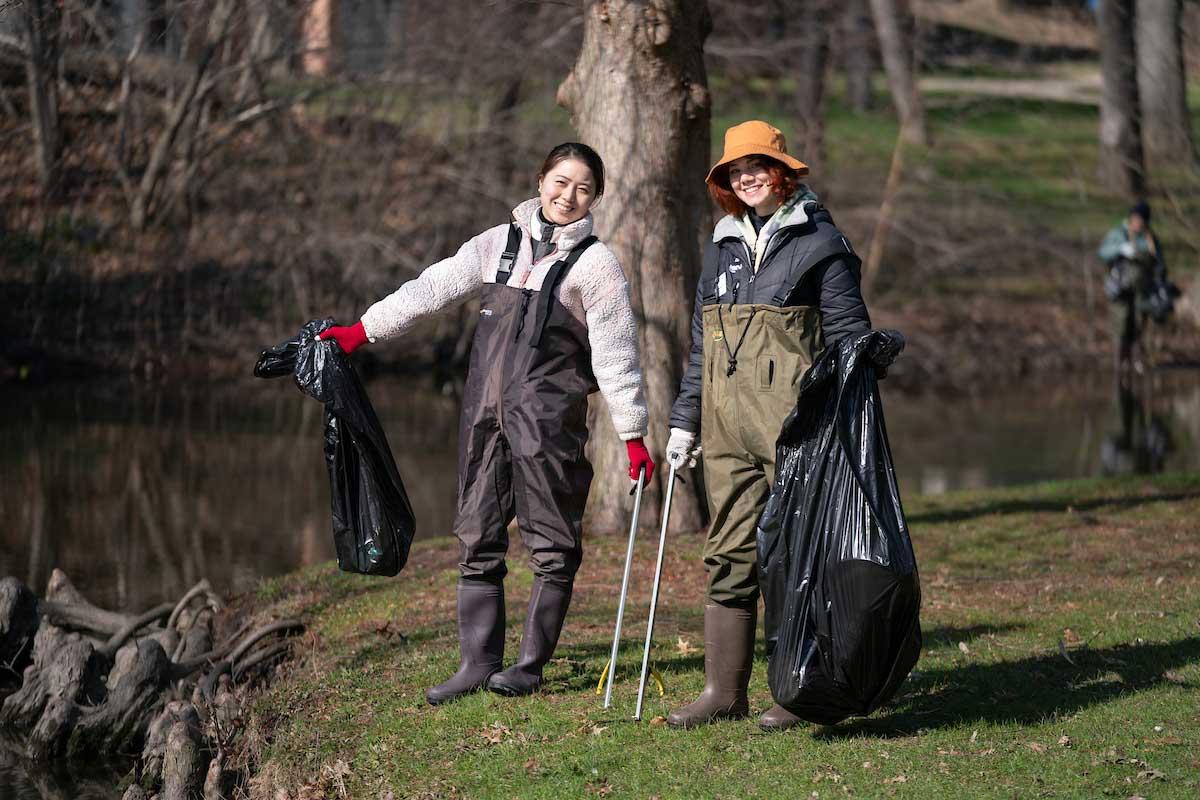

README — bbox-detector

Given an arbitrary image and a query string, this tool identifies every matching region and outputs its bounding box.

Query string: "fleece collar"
[513,198,595,252]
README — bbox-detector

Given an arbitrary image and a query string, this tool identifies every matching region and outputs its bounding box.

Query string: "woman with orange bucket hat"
[664,121,871,731]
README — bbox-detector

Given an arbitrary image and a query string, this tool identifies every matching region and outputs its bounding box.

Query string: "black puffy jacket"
[669,197,871,433]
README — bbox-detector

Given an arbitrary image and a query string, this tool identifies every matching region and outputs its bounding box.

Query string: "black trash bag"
[254,318,415,577]
[757,329,920,725]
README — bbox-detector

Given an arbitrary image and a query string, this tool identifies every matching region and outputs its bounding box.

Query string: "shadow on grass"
[907,489,1200,526]
[921,623,1024,649]
[815,636,1200,739]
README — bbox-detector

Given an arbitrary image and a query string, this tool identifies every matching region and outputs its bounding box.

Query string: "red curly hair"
[707,156,802,217]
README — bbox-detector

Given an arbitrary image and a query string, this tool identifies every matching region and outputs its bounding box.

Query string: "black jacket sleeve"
[668,242,717,433]
[818,257,871,345]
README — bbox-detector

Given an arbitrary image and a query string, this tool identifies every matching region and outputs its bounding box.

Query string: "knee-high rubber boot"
[487,579,572,696]
[425,578,505,705]
[666,602,755,728]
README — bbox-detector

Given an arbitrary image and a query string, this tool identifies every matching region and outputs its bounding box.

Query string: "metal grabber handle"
[601,465,646,709]
[636,462,677,721]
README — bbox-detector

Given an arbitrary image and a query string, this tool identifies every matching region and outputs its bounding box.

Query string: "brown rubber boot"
[758,703,805,732]
[487,579,572,696]
[666,602,756,728]
[425,578,505,705]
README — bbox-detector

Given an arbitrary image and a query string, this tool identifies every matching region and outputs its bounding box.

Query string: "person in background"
[663,121,871,731]
[1098,200,1167,375]
[319,142,654,703]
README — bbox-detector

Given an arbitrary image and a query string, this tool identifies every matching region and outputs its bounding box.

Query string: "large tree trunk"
[1135,0,1195,165]
[867,0,926,145]
[843,0,875,113]
[21,0,62,200]
[1098,0,1145,195]
[558,0,711,534]
[792,0,833,174]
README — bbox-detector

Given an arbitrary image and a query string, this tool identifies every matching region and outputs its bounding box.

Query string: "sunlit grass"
[249,473,1200,798]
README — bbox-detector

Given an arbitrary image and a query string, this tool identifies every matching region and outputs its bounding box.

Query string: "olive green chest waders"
[666,302,821,729]
[700,302,822,605]
[426,226,598,704]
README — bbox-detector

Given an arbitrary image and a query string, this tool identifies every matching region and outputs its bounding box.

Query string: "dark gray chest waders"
[454,224,599,584]
[438,223,600,698]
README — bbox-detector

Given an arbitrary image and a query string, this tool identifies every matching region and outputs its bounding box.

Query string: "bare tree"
[1098,0,1145,195]
[20,0,62,199]
[1135,0,1195,166]
[558,0,711,533]
[792,0,833,172]
[843,0,875,113]
[867,0,926,144]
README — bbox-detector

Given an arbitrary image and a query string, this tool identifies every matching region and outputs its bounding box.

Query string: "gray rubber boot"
[425,578,505,705]
[487,579,572,696]
[758,703,805,732]
[666,602,755,728]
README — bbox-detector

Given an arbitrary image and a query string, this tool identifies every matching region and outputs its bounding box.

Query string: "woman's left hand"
[626,438,655,484]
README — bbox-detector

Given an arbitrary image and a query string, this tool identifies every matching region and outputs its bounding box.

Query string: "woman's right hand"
[318,321,369,354]
[665,427,700,470]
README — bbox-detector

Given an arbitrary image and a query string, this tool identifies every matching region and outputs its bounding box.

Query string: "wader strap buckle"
[528,235,598,348]
[495,223,522,285]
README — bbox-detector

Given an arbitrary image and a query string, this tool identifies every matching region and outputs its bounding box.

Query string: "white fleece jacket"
[360,199,649,441]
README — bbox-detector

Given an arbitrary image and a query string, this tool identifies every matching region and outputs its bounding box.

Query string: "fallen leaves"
[675,636,698,656]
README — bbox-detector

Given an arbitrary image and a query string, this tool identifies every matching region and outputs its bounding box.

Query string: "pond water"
[1,367,1198,797]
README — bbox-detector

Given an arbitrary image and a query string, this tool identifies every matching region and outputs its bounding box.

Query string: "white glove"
[1118,242,1137,259]
[665,427,701,470]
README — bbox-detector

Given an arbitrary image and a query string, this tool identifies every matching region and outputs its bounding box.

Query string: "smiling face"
[727,155,781,216]
[538,158,597,225]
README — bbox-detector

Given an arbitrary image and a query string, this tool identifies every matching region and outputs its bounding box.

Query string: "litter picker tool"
[599,465,646,709]
[635,462,678,721]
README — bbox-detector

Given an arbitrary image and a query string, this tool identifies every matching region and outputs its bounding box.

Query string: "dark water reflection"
[0,374,462,613]
[1,369,1199,797]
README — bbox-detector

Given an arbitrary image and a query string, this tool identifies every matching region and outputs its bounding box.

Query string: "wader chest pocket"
[758,354,778,391]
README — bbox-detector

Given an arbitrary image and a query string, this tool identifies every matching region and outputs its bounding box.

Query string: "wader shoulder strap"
[772,234,860,306]
[495,223,522,285]
[529,235,598,348]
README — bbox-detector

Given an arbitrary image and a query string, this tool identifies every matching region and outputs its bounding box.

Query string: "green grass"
[248,474,1200,798]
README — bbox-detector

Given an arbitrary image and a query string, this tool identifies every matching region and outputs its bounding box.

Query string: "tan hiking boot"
[667,602,755,728]
[758,703,805,732]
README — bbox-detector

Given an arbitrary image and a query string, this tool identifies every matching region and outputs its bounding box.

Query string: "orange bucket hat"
[706,120,809,186]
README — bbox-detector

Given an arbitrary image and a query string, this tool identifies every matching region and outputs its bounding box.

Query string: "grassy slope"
[248,474,1200,799]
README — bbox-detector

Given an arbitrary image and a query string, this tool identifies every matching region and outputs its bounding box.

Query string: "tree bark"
[1135,0,1195,165]
[793,0,833,173]
[843,0,875,112]
[558,0,712,533]
[20,0,62,200]
[1098,0,1145,195]
[0,577,39,679]
[867,0,927,145]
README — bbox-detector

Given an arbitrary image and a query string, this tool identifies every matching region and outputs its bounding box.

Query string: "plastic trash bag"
[255,318,415,576]
[757,329,920,725]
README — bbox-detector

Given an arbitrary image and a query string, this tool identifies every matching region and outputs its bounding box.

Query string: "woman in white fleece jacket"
[319,143,653,703]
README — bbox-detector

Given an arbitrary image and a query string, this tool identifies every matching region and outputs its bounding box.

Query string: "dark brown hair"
[708,156,801,216]
[539,142,605,199]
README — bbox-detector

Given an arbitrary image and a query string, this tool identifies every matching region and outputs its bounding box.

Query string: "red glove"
[626,438,655,483]
[318,321,369,354]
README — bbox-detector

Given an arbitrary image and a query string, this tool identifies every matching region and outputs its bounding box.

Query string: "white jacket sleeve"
[585,278,649,441]
[360,236,484,341]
